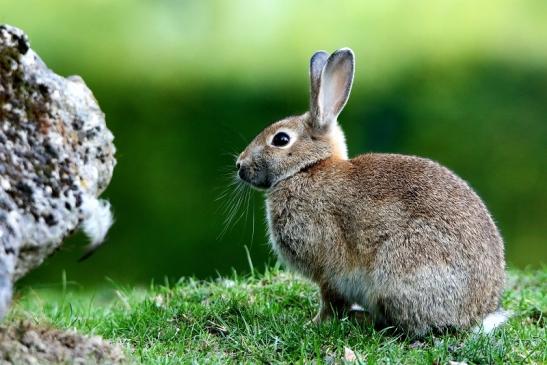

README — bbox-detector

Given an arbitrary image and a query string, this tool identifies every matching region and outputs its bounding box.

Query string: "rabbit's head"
[237,49,355,189]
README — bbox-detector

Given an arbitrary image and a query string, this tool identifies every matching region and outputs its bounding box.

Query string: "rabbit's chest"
[265,195,334,277]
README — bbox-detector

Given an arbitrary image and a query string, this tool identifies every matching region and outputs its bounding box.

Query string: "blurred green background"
[1,0,546,286]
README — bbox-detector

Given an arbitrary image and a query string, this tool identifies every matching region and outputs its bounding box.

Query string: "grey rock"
[0,25,116,318]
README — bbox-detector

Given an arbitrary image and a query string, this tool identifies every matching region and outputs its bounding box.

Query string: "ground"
[3,266,546,364]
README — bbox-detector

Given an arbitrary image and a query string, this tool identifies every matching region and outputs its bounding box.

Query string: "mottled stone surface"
[0,25,116,318]
[0,321,126,364]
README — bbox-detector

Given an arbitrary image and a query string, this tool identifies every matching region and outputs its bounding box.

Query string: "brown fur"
[236,49,505,337]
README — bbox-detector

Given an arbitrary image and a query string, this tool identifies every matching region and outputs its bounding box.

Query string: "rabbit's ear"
[309,50,329,120]
[310,48,354,130]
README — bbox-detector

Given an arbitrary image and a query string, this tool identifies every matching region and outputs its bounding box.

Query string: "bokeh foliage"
[1,0,546,285]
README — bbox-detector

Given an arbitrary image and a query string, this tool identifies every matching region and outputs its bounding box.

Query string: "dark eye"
[272,132,290,147]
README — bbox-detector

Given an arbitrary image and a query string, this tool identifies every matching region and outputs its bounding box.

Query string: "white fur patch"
[329,123,348,159]
[81,196,113,247]
[473,309,512,334]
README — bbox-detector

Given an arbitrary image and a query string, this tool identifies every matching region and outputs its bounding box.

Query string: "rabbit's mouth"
[237,166,272,190]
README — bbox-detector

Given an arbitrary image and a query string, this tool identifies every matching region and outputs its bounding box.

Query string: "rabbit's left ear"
[309,48,354,130]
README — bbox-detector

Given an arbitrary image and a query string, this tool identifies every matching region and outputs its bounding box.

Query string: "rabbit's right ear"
[309,50,329,121]
[309,48,355,130]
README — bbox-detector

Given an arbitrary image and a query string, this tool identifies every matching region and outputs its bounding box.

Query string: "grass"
[8,266,546,364]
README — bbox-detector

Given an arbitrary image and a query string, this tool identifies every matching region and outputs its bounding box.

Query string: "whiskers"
[216,167,255,241]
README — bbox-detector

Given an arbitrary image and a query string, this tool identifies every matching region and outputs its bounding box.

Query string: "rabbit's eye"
[272,132,290,147]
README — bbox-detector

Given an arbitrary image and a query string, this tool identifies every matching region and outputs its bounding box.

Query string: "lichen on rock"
[0,25,116,318]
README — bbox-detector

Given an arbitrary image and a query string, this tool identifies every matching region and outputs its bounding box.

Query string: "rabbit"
[235,48,507,337]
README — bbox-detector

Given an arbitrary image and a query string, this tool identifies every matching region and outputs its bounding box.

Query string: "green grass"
[8,267,546,364]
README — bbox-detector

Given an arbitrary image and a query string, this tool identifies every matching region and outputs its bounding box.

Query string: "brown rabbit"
[236,48,507,337]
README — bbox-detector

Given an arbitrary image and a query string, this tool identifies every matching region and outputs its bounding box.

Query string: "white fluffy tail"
[81,197,113,246]
[78,196,114,262]
[473,309,512,334]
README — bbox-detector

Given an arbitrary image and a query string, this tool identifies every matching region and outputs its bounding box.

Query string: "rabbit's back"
[346,154,504,332]
[346,153,503,273]
[346,153,504,266]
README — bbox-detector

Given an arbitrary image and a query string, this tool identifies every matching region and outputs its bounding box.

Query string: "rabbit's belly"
[330,269,375,310]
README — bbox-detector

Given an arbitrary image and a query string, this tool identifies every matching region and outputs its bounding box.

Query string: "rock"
[0,25,116,318]
[0,321,126,364]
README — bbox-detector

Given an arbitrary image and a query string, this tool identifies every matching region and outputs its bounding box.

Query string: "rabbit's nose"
[236,161,241,170]
[238,164,250,182]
